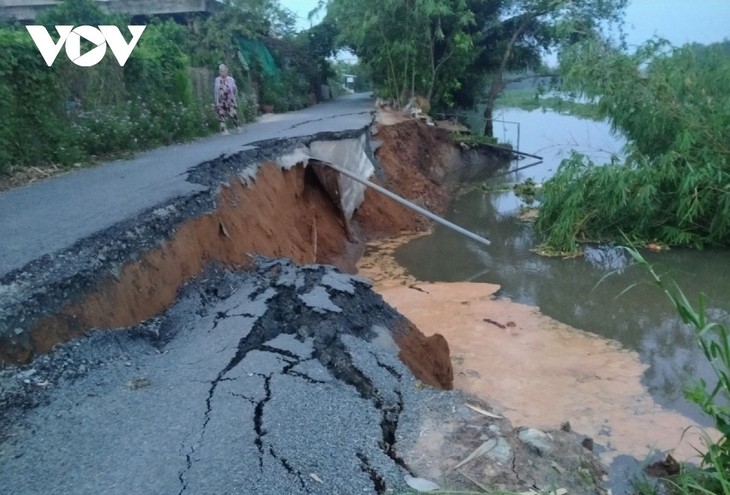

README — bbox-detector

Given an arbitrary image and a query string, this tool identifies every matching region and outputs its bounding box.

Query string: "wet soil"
[357,238,720,471]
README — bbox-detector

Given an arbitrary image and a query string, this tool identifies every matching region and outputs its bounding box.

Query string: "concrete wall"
[1,0,218,22]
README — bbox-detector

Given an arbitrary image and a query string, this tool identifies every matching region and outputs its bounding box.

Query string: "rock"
[645,454,680,478]
[404,475,440,492]
[484,436,512,465]
[581,437,594,452]
[518,428,554,455]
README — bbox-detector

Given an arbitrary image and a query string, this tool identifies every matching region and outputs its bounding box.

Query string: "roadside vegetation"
[0,0,337,179]
[535,39,730,253]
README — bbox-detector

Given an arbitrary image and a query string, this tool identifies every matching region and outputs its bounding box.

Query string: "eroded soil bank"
[0,121,466,366]
[358,236,719,474]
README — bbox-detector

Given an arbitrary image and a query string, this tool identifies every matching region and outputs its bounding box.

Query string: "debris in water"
[483,318,506,329]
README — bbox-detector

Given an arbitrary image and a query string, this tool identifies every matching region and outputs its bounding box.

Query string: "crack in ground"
[210,310,256,332]
[313,338,412,478]
[177,265,413,491]
[253,374,272,470]
[286,111,372,130]
[512,453,539,491]
[269,445,308,491]
[285,369,328,385]
[178,287,278,489]
[357,452,387,495]
[230,392,256,405]
[258,345,300,360]
[259,347,331,385]
[373,354,403,380]
[177,443,193,495]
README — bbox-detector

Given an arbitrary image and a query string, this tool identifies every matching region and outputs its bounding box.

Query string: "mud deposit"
[358,238,719,480]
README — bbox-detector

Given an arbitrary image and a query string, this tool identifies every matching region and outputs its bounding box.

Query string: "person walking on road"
[214,64,239,135]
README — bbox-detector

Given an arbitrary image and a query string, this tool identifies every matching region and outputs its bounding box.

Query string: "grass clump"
[451,133,499,147]
[625,247,730,495]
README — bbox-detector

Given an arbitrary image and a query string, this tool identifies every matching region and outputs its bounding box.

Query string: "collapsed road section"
[0,128,384,364]
[0,260,447,494]
[0,96,608,494]
[0,260,606,495]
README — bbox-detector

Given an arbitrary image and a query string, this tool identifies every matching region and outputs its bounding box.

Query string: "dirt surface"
[355,119,462,239]
[357,239,719,487]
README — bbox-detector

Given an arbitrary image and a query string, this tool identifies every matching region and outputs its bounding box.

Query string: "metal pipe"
[483,143,543,160]
[316,161,491,247]
[491,159,544,179]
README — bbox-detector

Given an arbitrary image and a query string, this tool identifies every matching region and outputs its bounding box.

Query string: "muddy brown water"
[389,108,730,488]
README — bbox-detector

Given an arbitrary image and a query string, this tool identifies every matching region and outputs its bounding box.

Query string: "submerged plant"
[513,177,538,206]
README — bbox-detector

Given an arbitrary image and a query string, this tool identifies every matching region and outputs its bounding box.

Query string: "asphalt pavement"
[0,94,373,278]
[0,261,427,494]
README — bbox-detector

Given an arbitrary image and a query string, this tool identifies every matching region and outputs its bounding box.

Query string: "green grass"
[451,132,499,146]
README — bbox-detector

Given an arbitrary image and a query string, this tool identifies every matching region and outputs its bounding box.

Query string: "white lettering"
[99,26,146,67]
[65,25,107,67]
[25,26,73,67]
[26,25,146,67]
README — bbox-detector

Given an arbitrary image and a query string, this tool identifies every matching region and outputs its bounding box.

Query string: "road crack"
[357,452,386,495]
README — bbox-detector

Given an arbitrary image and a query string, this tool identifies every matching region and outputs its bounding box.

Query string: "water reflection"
[396,108,730,425]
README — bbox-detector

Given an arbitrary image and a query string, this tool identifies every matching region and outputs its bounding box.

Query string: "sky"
[280,0,730,48]
[622,0,730,48]
[280,0,322,31]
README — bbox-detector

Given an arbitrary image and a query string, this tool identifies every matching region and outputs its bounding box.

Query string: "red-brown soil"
[354,120,461,238]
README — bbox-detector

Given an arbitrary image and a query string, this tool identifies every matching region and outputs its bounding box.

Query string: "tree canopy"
[326,0,477,105]
[325,0,626,114]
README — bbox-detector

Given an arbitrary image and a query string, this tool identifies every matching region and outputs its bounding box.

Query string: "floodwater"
[389,108,730,483]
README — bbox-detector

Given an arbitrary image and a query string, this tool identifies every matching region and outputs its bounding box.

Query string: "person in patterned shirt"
[214,64,239,134]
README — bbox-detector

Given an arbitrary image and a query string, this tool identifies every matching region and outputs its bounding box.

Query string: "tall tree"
[327,0,476,106]
[478,0,627,136]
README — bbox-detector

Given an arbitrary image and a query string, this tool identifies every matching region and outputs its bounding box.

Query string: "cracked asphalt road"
[0,94,373,278]
[0,260,430,494]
